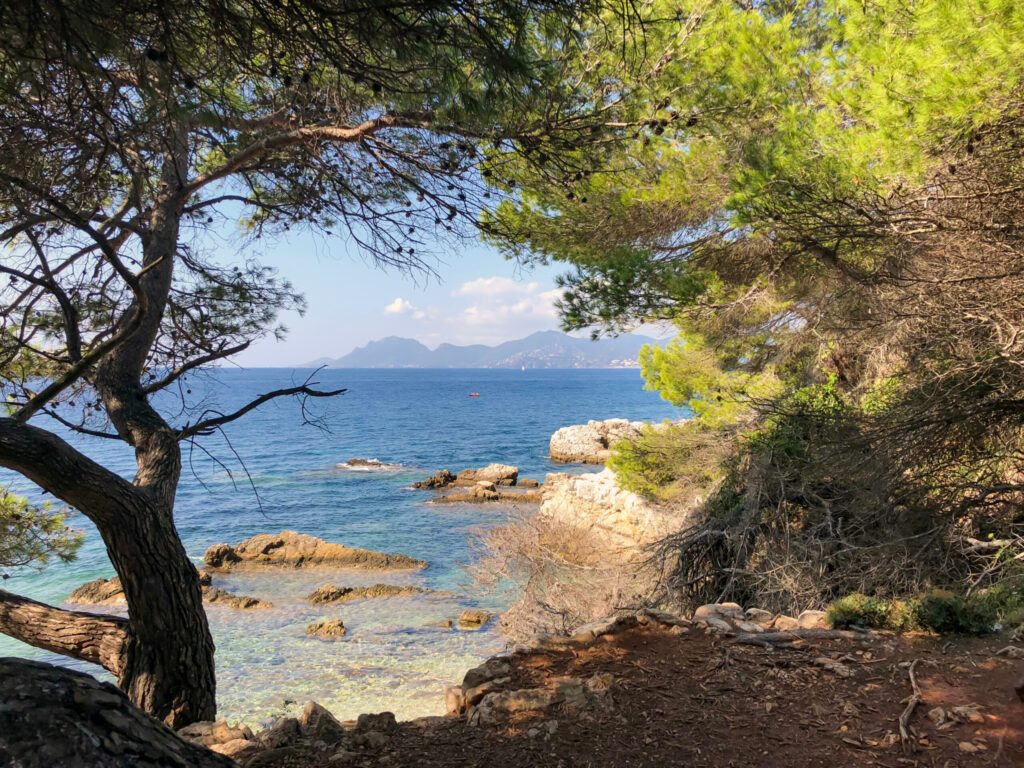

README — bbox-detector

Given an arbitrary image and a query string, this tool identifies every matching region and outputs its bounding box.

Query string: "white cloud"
[452,276,540,297]
[384,297,416,315]
[461,287,562,328]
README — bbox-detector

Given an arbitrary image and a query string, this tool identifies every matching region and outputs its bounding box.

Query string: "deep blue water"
[1,368,682,721]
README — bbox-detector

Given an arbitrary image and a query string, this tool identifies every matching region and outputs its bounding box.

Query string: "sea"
[0,368,683,724]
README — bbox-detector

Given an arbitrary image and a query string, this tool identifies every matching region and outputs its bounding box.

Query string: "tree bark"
[0,589,128,675]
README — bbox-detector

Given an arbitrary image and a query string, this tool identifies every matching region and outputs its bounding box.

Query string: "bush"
[827,593,916,631]
[914,590,998,635]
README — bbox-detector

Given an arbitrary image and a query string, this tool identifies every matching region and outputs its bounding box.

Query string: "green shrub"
[827,593,917,631]
[914,590,998,635]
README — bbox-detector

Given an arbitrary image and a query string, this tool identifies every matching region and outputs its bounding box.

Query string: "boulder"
[307,583,425,604]
[693,603,744,622]
[0,658,235,768]
[209,738,259,760]
[797,610,829,629]
[434,484,543,505]
[462,658,512,690]
[773,614,800,631]
[202,586,272,609]
[549,419,644,464]
[457,609,493,631]
[745,608,775,628]
[537,469,688,562]
[355,712,397,734]
[177,719,254,748]
[203,530,427,571]
[519,478,541,488]
[453,464,518,487]
[306,618,347,639]
[297,701,348,746]
[67,576,126,606]
[256,717,302,749]
[412,469,456,489]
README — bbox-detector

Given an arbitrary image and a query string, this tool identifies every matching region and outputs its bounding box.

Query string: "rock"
[67,576,127,605]
[639,608,691,628]
[927,707,947,725]
[814,657,854,678]
[549,419,644,463]
[337,458,403,471]
[0,658,235,768]
[202,586,272,609]
[519,478,541,488]
[203,530,427,571]
[693,603,744,622]
[797,610,829,629]
[453,464,519,487]
[745,608,774,628]
[307,583,425,604]
[456,609,493,631]
[703,616,735,634]
[353,730,389,751]
[473,688,556,724]
[434,484,542,504]
[733,620,764,634]
[209,738,259,760]
[412,469,456,489]
[355,712,397,734]
[773,615,800,631]
[427,618,454,629]
[444,686,465,716]
[298,701,348,746]
[177,719,253,747]
[537,469,687,561]
[257,717,302,749]
[570,614,639,643]
[69,573,271,609]
[462,678,511,708]
[306,618,347,639]
[462,658,512,690]
[951,704,985,724]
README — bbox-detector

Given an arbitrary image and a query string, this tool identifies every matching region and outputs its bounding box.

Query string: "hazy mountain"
[306,331,654,368]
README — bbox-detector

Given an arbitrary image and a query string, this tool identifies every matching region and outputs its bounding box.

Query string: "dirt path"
[255,625,1024,767]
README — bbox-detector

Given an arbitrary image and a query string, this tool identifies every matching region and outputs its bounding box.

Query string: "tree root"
[898,659,922,753]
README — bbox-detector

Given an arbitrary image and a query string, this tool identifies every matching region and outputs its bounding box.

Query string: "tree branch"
[177,384,346,439]
[0,589,128,676]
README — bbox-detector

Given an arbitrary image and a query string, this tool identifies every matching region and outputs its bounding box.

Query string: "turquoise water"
[1,368,682,723]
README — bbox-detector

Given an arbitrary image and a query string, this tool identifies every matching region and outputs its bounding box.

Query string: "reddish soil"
[262,625,1024,767]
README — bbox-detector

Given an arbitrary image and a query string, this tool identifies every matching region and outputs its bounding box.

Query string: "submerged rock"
[203,530,427,571]
[306,618,347,639]
[68,572,271,609]
[457,609,493,631]
[336,458,405,472]
[306,583,426,604]
[549,419,644,463]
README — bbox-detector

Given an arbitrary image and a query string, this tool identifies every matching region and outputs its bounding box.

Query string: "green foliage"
[0,490,82,574]
[913,590,999,636]
[828,593,916,632]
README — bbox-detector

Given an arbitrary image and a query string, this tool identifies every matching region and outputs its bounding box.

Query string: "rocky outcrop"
[0,658,236,768]
[457,609,493,631]
[306,583,426,604]
[433,481,543,505]
[549,419,644,463]
[203,530,427,571]
[306,618,347,639]
[537,468,687,561]
[336,458,406,472]
[414,464,518,490]
[68,572,272,609]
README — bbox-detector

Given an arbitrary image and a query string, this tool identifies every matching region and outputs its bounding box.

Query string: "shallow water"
[0,368,682,723]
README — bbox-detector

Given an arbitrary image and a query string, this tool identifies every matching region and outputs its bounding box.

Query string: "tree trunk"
[0,589,128,674]
[100,497,217,728]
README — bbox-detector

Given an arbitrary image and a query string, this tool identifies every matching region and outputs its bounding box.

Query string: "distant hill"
[306,331,655,369]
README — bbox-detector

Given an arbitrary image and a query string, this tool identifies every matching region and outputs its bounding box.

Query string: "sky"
[229,228,576,366]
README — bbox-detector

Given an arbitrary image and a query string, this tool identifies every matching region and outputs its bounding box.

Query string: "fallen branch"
[898,659,922,753]
[731,629,879,647]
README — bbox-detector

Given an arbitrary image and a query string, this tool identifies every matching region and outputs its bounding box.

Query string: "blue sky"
[231,229,571,366]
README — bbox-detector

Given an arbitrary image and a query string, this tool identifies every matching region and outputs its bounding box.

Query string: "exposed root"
[897,659,922,754]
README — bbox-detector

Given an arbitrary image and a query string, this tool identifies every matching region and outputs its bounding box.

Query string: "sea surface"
[0,368,682,724]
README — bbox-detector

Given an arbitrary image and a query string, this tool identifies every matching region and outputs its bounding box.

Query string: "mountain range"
[304,331,655,369]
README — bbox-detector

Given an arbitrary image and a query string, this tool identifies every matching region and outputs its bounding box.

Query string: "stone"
[355,712,397,734]
[703,616,735,633]
[306,618,347,639]
[298,701,348,746]
[549,419,645,464]
[307,583,425,604]
[773,614,800,631]
[463,678,511,707]
[203,530,427,571]
[202,586,272,609]
[733,620,764,634]
[951,704,985,724]
[693,602,744,621]
[0,658,235,768]
[209,738,258,760]
[519,478,541,488]
[745,608,775,627]
[434,484,542,504]
[427,618,454,629]
[927,707,947,725]
[473,688,556,723]
[797,610,829,629]
[639,608,691,627]
[457,609,493,631]
[444,686,465,716]
[353,731,389,750]
[570,614,639,642]
[453,464,519,487]
[462,658,512,690]
[177,719,253,747]
[257,717,302,749]
[67,576,126,606]
[814,657,854,678]
[537,469,689,562]
[412,469,456,489]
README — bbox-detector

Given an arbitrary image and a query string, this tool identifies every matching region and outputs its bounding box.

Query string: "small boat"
[468,392,481,397]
